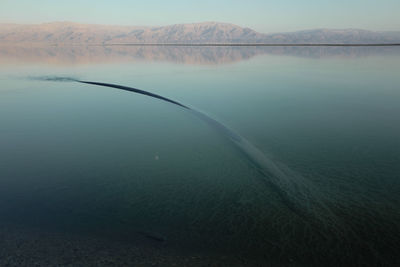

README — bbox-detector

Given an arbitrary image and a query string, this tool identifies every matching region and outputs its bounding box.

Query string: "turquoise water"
[0,46,400,266]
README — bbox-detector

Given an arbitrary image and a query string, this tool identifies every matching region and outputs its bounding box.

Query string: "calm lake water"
[0,45,400,266]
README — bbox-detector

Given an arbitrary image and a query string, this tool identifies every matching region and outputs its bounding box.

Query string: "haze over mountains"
[0,22,400,44]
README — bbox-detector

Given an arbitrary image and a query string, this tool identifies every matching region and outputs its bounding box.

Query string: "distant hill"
[263,29,400,44]
[0,22,399,44]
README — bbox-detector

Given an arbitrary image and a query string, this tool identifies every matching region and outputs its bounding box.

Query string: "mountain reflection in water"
[1,45,399,65]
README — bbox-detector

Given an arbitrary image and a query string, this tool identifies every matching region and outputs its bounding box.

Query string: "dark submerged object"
[74,79,337,227]
[30,75,400,266]
[33,76,339,227]
[79,81,189,109]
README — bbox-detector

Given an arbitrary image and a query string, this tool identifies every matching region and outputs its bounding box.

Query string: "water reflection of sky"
[0,46,400,266]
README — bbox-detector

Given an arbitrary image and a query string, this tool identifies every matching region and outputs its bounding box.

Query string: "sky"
[1,0,399,33]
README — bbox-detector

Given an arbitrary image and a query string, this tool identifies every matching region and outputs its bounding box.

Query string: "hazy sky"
[1,0,399,33]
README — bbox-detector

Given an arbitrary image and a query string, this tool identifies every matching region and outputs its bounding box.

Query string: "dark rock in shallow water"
[141,231,167,242]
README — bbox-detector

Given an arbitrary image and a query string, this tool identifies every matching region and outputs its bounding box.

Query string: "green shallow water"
[0,46,400,266]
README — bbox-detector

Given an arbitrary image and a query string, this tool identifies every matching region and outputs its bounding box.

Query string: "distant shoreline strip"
[98,43,400,47]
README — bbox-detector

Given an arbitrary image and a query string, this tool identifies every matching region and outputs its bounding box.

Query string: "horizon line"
[2,43,400,47]
[102,43,400,47]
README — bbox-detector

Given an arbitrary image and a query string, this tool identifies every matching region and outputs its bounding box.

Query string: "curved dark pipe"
[77,81,304,216]
[75,80,333,218]
[33,76,340,230]
[79,81,189,109]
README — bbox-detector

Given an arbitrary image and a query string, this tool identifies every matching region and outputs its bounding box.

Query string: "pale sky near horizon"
[0,0,399,33]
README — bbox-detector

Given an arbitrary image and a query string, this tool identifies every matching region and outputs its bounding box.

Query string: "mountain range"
[0,22,400,44]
